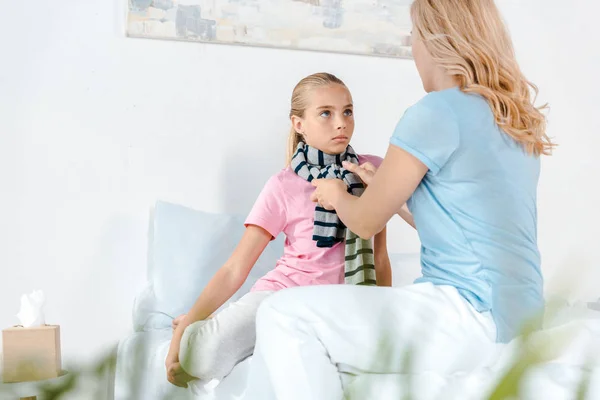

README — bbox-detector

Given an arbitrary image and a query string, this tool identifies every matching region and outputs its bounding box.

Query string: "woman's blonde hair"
[286,72,347,165]
[411,0,555,156]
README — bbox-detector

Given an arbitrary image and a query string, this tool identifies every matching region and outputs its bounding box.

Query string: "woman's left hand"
[310,179,347,210]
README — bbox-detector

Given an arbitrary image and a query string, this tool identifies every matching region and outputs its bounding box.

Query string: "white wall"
[502,0,600,299]
[0,0,598,363]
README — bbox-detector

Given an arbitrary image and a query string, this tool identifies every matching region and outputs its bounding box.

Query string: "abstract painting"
[127,0,413,58]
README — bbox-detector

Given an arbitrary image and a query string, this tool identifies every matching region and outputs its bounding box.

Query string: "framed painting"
[127,0,413,58]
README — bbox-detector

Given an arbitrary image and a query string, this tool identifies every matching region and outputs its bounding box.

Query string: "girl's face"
[292,84,355,155]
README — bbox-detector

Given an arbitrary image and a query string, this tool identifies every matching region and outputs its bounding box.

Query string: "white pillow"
[132,201,283,331]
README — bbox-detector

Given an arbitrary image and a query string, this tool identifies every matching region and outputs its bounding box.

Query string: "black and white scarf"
[291,142,376,286]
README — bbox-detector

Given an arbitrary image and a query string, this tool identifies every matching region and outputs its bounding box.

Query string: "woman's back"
[392,87,543,343]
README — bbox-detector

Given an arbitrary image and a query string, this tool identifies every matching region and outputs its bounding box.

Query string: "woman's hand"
[310,179,348,210]
[342,161,378,186]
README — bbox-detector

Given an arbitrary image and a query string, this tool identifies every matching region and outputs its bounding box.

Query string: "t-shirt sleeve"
[244,175,287,239]
[389,94,460,175]
[358,154,383,169]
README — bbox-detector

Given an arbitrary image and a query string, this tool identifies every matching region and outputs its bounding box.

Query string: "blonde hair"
[411,0,555,156]
[286,72,347,165]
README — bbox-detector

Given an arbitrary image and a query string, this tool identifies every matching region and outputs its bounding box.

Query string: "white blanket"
[115,302,600,400]
[114,329,253,400]
[345,302,600,400]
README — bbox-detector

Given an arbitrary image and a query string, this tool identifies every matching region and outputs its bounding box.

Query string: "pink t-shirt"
[245,154,383,292]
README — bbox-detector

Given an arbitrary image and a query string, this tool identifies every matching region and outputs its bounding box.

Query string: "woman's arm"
[313,145,427,239]
[342,162,416,230]
[166,226,271,377]
[373,226,392,287]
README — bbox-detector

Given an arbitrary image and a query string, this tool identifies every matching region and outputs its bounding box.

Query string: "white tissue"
[16,290,46,327]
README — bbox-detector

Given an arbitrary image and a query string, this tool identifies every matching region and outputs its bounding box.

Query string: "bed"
[114,201,600,399]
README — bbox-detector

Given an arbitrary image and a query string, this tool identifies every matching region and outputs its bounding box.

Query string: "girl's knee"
[179,322,222,378]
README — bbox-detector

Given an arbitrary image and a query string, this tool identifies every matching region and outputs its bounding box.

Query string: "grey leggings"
[179,290,274,380]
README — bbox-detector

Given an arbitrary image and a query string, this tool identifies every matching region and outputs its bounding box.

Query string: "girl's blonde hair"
[411,0,555,156]
[286,73,347,165]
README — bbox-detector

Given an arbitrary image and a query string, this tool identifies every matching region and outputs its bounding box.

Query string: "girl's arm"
[398,204,415,229]
[373,226,392,287]
[166,225,271,365]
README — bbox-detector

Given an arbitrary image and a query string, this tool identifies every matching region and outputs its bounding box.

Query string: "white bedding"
[114,329,252,400]
[115,301,600,400]
[345,302,600,400]
[116,203,600,399]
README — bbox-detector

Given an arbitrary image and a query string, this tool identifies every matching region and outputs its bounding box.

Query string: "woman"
[243,0,554,399]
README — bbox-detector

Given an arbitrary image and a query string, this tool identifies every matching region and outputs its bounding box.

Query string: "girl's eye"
[320,110,331,117]
[344,109,353,117]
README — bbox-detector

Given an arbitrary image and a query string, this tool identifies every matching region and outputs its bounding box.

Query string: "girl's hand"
[342,161,378,186]
[166,345,178,366]
[172,314,186,332]
[310,179,347,210]
[165,348,183,386]
[166,343,196,388]
[166,360,195,388]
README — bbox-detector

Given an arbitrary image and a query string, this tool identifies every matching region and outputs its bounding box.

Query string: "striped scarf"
[291,142,376,286]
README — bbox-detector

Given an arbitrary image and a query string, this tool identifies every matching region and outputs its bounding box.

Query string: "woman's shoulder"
[397,88,463,131]
[413,87,460,113]
[414,87,487,118]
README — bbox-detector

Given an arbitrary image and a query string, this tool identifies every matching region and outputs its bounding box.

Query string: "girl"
[165,72,391,388]
[244,1,555,399]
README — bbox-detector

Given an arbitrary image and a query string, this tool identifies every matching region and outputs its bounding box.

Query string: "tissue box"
[2,325,61,383]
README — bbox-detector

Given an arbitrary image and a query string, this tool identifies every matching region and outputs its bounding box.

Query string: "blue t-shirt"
[390,87,543,343]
